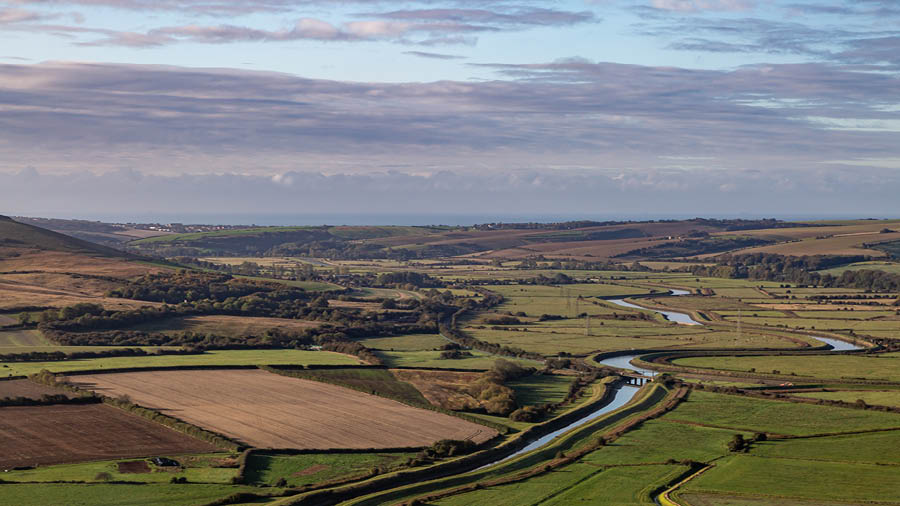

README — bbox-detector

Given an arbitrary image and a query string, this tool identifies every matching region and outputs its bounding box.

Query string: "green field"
[679,455,900,504]
[465,324,796,356]
[487,283,657,299]
[666,390,900,436]
[0,329,52,347]
[673,354,900,382]
[244,452,417,487]
[507,374,574,407]
[0,483,270,506]
[374,350,538,370]
[719,315,899,332]
[790,310,898,320]
[0,349,359,376]
[356,333,448,351]
[818,261,900,276]
[130,226,316,244]
[584,419,750,466]
[751,430,900,464]
[0,454,239,484]
[482,283,657,320]
[793,390,900,406]
[435,464,686,506]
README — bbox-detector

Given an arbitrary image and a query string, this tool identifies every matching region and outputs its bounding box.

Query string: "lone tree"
[727,434,748,452]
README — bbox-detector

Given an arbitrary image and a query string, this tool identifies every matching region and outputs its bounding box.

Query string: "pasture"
[434,463,688,506]
[464,324,795,356]
[793,390,900,407]
[819,261,900,275]
[243,451,417,487]
[0,404,216,469]
[70,369,497,449]
[673,354,900,382]
[1,453,240,484]
[679,455,900,504]
[0,483,265,506]
[751,430,900,464]
[356,333,448,351]
[665,390,900,436]
[584,418,751,466]
[507,374,574,407]
[375,350,538,369]
[1,349,358,376]
[0,328,52,347]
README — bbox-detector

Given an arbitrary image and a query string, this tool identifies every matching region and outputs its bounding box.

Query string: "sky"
[1,0,899,221]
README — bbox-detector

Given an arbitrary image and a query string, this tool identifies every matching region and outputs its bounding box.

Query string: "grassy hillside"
[127,225,444,258]
[0,215,130,258]
[123,219,846,261]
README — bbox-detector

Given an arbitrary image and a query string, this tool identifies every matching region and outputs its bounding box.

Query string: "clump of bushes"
[439,350,473,360]
[468,359,536,416]
[484,316,522,325]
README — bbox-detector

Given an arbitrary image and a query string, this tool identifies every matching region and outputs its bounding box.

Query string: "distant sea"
[64,213,897,227]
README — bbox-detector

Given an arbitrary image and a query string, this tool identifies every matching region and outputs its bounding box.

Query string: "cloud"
[3,166,900,218]
[403,50,466,60]
[5,2,600,47]
[0,60,897,177]
[72,18,471,47]
[633,4,900,66]
[650,0,755,12]
[0,6,55,23]
[367,8,597,27]
[785,1,900,18]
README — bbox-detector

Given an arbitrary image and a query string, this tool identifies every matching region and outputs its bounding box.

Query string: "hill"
[0,216,165,311]
[11,216,173,249]
[125,219,824,261]
[0,215,132,259]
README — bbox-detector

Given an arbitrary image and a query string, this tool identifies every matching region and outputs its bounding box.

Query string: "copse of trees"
[687,253,900,292]
[0,347,198,362]
[375,271,445,288]
[107,271,303,304]
[467,359,537,417]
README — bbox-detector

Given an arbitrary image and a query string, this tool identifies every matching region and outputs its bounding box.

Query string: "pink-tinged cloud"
[650,0,755,12]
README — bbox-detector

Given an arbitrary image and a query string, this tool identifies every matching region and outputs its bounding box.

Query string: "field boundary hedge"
[61,364,262,376]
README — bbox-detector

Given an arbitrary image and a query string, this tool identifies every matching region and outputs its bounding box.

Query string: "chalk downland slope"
[0,216,165,310]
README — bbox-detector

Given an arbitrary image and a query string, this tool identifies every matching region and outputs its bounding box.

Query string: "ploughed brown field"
[0,378,78,399]
[0,404,216,469]
[71,369,497,449]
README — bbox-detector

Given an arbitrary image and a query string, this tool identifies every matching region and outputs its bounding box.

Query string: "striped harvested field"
[70,369,496,449]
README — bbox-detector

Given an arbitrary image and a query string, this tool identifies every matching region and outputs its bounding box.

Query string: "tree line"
[688,253,900,292]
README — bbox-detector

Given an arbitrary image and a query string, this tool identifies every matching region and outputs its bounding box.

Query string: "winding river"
[476,287,862,473]
[478,384,641,470]
[599,288,862,376]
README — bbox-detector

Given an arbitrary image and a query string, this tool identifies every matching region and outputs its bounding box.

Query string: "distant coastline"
[32,213,900,227]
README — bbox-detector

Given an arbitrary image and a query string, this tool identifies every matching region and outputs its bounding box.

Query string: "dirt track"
[0,404,216,469]
[71,369,497,449]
